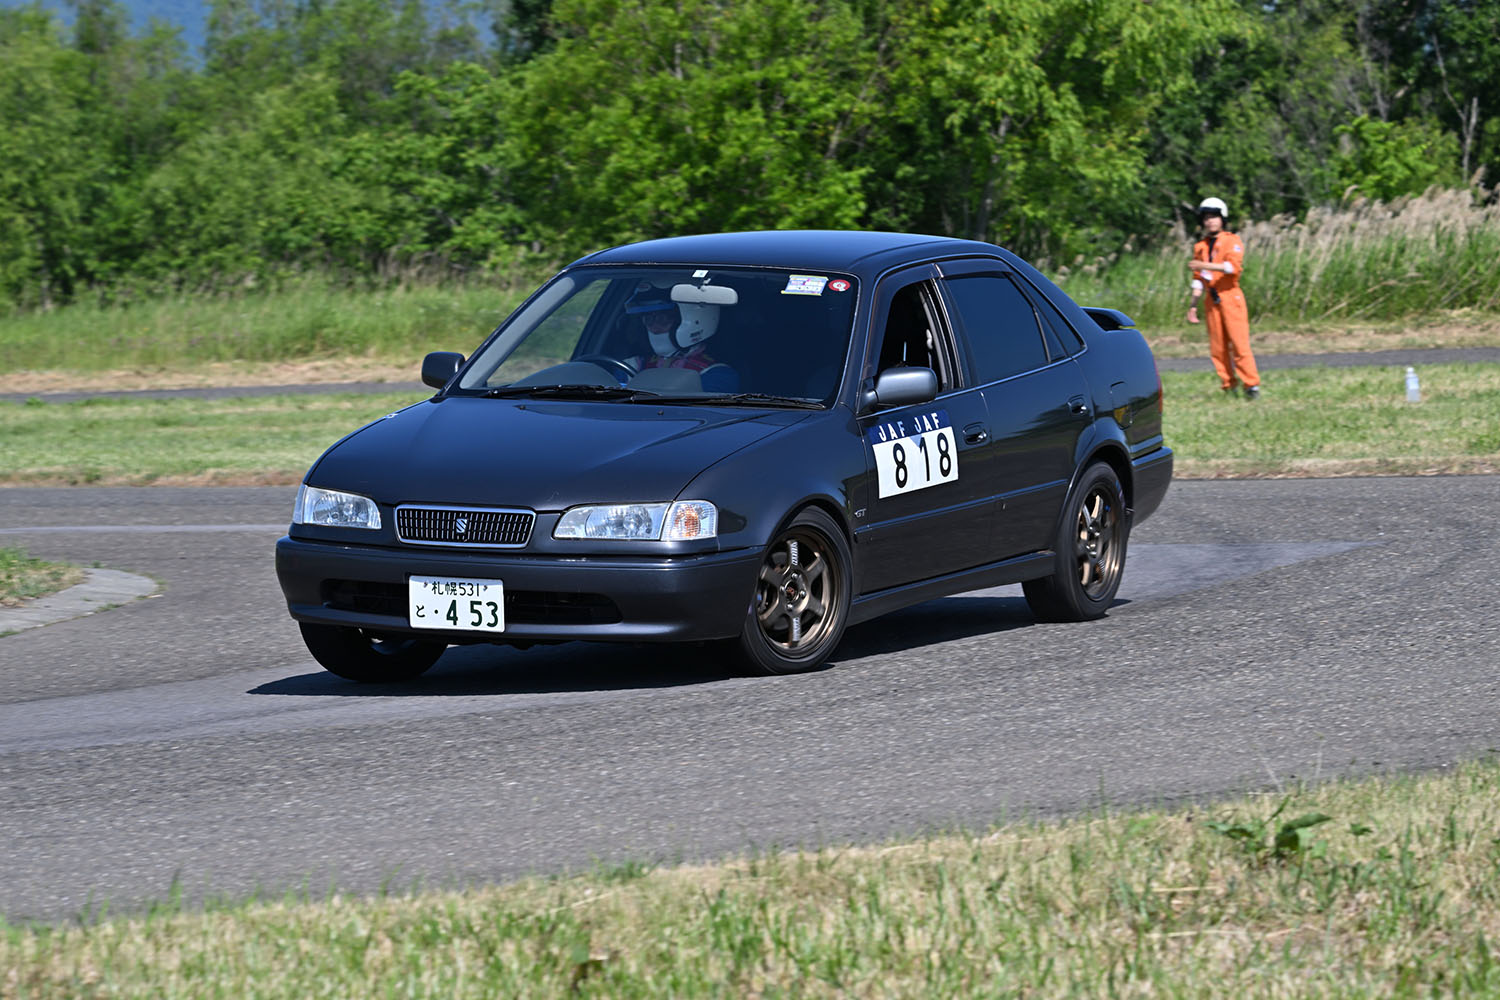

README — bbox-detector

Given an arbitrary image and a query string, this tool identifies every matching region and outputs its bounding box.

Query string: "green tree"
[1332,115,1460,201]
[495,0,873,258]
[861,0,1241,260]
[0,8,111,307]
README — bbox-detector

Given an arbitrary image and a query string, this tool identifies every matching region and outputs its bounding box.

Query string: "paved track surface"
[3,477,1498,923]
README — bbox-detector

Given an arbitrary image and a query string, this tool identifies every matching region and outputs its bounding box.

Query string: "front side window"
[943,275,1050,383]
[458,266,858,405]
[870,280,958,392]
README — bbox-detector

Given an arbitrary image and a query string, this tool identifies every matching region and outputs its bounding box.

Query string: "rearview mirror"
[672,283,739,306]
[421,351,464,389]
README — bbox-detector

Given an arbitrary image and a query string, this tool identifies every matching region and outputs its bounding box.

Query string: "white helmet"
[650,301,720,355]
[1197,196,1228,219]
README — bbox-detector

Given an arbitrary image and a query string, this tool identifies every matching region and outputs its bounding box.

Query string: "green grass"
[0,391,425,485]
[1162,364,1500,478]
[5,759,1500,996]
[0,547,84,606]
[3,364,1498,486]
[0,277,531,375]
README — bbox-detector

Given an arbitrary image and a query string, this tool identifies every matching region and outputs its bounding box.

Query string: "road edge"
[0,569,160,636]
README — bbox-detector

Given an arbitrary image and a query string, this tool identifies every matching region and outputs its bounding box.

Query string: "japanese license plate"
[408,575,505,632]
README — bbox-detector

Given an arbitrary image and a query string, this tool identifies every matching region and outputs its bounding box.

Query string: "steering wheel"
[573,354,637,384]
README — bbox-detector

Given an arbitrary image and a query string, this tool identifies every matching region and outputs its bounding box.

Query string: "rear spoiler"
[1083,307,1137,331]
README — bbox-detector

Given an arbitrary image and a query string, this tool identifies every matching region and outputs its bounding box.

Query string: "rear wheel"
[299,623,446,682]
[1023,462,1127,623]
[737,508,851,675]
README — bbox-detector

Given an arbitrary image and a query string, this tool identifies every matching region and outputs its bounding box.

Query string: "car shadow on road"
[248,640,745,697]
[832,594,1041,660]
[249,593,1129,696]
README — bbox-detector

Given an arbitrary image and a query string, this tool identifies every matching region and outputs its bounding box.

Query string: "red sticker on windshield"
[828,279,851,292]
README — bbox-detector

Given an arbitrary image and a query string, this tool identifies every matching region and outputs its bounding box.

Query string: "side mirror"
[421,351,465,389]
[861,367,938,411]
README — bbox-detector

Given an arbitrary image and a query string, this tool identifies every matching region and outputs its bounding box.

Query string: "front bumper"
[275,535,763,643]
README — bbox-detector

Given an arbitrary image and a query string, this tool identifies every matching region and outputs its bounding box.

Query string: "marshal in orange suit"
[1186,197,1261,400]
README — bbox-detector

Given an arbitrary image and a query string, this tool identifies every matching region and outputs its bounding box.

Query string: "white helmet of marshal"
[1197,196,1229,219]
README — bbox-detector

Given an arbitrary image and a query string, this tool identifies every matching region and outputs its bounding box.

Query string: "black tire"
[299,623,447,683]
[736,508,852,675]
[1023,461,1128,623]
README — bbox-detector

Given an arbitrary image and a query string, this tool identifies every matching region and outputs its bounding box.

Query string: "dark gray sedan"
[276,230,1172,679]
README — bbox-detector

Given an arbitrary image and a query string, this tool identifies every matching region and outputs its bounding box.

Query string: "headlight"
[294,485,382,529]
[554,500,717,541]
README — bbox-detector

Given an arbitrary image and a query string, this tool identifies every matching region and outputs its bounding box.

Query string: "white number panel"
[867,408,959,498]
[409,575,505,632]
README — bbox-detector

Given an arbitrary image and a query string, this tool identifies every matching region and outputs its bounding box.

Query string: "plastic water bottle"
[1405,366,1421,403]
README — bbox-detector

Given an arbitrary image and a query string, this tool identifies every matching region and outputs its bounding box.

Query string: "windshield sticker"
[782,274,829,296]
[828,279,851,293]
[866,409,959,498]
[692,269,708,278]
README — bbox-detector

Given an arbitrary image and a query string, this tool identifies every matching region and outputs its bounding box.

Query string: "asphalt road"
[3,477,1499,923]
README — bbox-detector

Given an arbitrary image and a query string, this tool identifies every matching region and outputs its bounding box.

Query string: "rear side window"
[943,275,1049,383]
[1021,279,1086,357]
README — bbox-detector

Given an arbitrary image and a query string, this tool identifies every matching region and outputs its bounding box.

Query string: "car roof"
[572,230,1009,277]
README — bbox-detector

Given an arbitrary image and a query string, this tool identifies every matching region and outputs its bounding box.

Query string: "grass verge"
[0,391,423,486]
[0,278,529,376]
[1163,364,1500,478]
[5,758,1500,996]
[0,547,84,607]
[2,364,1498,486]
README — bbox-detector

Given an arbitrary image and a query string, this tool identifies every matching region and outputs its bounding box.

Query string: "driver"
[621,285,739,392]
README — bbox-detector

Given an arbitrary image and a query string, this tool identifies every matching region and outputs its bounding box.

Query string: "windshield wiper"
[643,392,825,410]
[484,384,660,400]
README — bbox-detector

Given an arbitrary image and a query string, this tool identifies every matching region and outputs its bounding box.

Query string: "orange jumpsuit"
[1193,230,1260,391]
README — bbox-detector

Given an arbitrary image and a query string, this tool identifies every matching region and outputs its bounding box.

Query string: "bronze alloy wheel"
[1073,478,1123,600]
[1022,461,1128,622]
[740,508,851,674]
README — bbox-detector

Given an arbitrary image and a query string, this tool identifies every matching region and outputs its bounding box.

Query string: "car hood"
[308,395,811,510]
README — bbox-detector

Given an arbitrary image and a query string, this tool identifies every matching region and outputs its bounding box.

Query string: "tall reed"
[1058,186,1500,330]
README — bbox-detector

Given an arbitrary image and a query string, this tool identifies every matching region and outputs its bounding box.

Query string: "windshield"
[457,266,858,405]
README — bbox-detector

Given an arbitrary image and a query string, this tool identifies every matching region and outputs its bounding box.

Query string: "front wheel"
[736,508,852,675]
[299,623,447,682]
[1023,461,1128,623]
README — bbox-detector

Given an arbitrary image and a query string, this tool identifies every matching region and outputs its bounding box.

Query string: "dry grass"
[1144,312,1500,360]
[1065,186,1500,333]
[3,357,422,396]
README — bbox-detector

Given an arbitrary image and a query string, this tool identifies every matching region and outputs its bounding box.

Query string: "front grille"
[396,505,534,548]
[322,580,621,626]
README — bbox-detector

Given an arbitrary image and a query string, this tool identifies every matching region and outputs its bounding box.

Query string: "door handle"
[1068,395,1089,415]
[963,422,989,444]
